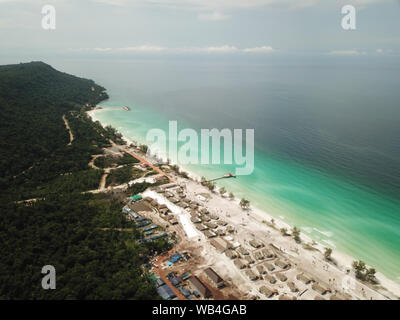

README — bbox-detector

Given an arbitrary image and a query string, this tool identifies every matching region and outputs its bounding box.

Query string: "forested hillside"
[0,62,168,299]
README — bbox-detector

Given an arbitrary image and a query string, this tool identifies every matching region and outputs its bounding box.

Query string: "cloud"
[117,45,167,52]
[328,50,361,56]
[193,45,239,53]
[243,46,275,53]
[198,11,231,21]
[93,47,113,52]
[376,48,384,54]
[74,45,278,55]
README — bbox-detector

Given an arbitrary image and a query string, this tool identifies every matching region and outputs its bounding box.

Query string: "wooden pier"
[206,172,236,182]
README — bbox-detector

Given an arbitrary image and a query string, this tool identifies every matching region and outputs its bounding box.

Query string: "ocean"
[48,56,400,282]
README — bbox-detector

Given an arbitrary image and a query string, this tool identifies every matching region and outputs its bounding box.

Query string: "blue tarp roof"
[179,287,191,297]
[150,233,167,240]
[169,253,182,264]
[170,277,181,286]
[154,278,165,288]
[156,284,176,300]
[143,224,158,232]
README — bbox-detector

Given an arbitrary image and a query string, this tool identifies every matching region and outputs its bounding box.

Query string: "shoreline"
[87,106,400,299]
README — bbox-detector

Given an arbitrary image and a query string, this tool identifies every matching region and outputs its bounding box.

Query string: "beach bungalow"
[225,250,237,259]
[209,214,219,220]
[169,219,179,225]
[264,274,277,284]
[244,255,255,264]
[296,274,312,284]
[203,230,217,238]
[237,247,250,256]
[256,265,266,275]
[189,276,212,298]
[204,267,225,289]
[259,286,277,298]
[226,225,235,233]
[178,202,189,209]
[150,200,158,207]
[215,229,226,236]
[224,240,234,249]
[196,224,208,231]
[276,273,288,282]
[178,192,186,199]
[287,282,299,293]
[262,249,274,258]
[264,262,275,271]
[275,259,290,269]
[170,198,180,204]
[249,240,262,248]
[165,192,174,198]
[191,216,202,224]
[312,283,330,295]
[217,220,228,226]
[158,203,167,210]
[254,251,264,261]
[233,259,247,269]
[205,222,218,229]
[244,270,258,281]
[200,208,209,215]
[190,203,198,210]
[201,215,211,222]
[156,187,165,193]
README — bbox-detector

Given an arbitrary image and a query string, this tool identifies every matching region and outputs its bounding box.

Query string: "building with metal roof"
[189,276,212,298]
[204,267,225,289]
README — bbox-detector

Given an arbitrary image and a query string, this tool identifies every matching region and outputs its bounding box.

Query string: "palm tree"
[219,187,226,196]
[324,248,332,261]
[229,192,234,200]
[207,182,216,192]
[239,198,250,210]
[292,226,301,243]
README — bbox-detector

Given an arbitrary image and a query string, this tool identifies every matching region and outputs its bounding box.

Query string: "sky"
[0,0,400,60]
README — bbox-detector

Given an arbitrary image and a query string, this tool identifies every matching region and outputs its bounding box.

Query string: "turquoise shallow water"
[92,101,400,282]
[48,57,400,282]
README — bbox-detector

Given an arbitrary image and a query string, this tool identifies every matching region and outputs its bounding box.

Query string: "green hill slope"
[0,62,168,299]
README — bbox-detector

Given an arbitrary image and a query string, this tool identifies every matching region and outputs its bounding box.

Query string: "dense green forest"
[0,62,170,299]
[94,153,140,169]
